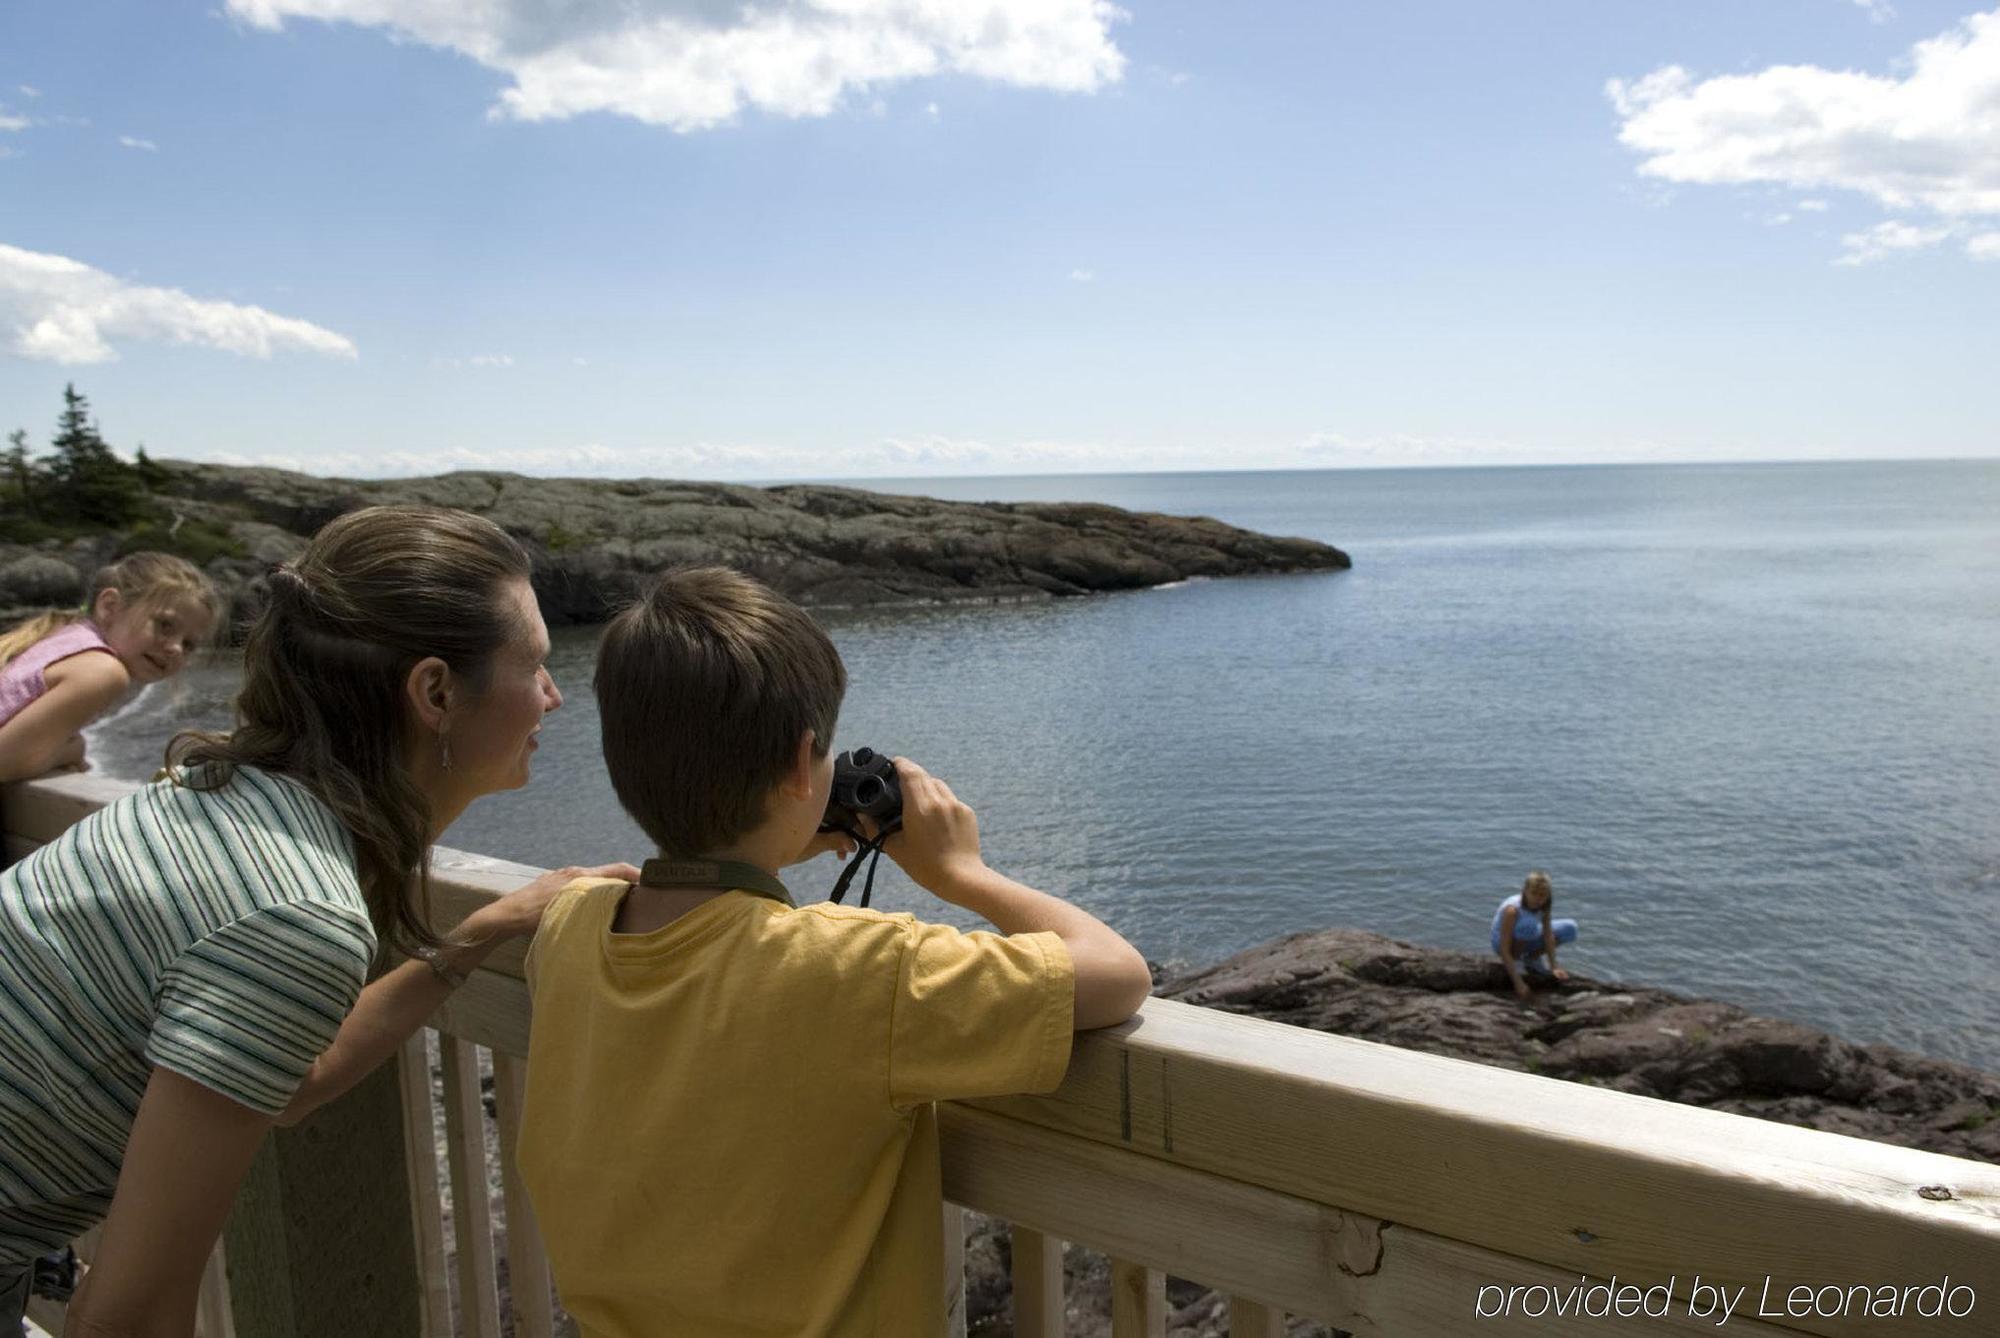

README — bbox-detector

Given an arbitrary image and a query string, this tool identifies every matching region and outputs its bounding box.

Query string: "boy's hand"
[790,828,857,865]
[882,758,987,900]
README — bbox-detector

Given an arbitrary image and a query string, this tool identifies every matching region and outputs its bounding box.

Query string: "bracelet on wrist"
[414,944,471,989]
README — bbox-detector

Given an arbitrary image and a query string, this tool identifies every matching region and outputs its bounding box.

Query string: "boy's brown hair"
[595,567,847,858]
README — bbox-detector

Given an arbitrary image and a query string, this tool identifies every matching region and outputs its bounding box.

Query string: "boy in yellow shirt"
[517,567,1153,1337]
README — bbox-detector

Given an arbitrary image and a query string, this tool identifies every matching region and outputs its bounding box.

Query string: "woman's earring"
[439,730,454,772]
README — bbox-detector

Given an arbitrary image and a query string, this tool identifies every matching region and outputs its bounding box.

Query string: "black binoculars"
[821,747,902,835]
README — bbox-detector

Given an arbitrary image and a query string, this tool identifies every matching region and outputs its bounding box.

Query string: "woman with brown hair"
[0,505,635,1337]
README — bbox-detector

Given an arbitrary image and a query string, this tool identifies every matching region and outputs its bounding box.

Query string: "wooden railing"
[8,772,1999,1336]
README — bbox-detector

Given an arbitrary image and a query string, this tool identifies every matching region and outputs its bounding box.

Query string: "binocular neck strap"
[827,819,901,909]
[637,858,795,908]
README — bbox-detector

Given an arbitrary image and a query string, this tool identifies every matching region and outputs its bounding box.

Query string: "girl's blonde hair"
[1522,870,1554,904]
[0,551,222,669]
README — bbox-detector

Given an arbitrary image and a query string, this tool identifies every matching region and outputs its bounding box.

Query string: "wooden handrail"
[8,772,1998,1336]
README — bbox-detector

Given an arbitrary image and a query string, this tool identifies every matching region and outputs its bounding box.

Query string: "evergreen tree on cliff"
[44,383,144,527]
[133,444,172,491]
[2,428,36,518]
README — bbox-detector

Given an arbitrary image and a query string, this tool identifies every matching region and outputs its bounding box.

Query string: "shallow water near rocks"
[92,459,2000,1069]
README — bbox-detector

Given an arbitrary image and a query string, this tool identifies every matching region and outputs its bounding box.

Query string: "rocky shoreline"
[955,928,2000,1336]
[0,460,1350,635]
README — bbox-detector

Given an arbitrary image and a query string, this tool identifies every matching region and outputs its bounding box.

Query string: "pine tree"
[2,428,37,518]
[44,383,144,526]
[133,443,172,491]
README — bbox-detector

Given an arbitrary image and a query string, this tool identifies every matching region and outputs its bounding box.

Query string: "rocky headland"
[957,929,2000,1336]
[0,459,1350,633]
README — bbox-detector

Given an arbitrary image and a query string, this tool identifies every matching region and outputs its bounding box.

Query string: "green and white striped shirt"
[0,765,375,1273]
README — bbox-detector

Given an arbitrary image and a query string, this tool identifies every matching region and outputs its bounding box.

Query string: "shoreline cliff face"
[0,461,1350,634]
[958,928,1999,1336]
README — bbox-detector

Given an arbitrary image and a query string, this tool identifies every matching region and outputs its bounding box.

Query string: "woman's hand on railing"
[273,861,635,1128]
[463,862,641,942]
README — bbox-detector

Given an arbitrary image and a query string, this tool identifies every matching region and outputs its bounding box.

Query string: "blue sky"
[1,0,1996,479]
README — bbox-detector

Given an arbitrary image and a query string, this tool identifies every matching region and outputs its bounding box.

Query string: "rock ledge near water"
[0,461,1350,633]
[1161,927,1999,1160]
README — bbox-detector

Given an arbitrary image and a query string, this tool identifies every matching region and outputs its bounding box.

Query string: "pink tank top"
[0,621,115,728]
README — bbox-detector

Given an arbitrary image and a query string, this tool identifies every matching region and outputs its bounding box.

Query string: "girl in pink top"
[0,552,221,783]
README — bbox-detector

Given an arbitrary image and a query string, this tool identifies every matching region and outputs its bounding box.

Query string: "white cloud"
[1798,198,1832,212]
[1852,0,1896,23]
[1292,432,1586,469]
[185,431,1602,482]
[923,101,941,121]
[200,442,616,476]
[1068,268,1095,282]
[1835,219,1953,264]
[225,0,1127,132]
[434,352,515,368]
[0,242,358,365]
[17,86,40,99]
[0,112,31,133]
[187,422,1961,482]
[117,136,158,151]
[1608,7,2000,257]
[1967,232,2000,260]
[201,435,1165,480]
[1605,65,1691,120]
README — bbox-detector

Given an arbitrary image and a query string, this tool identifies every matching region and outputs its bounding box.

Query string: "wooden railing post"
[941,1203,968,1338]
[1010,1226,1065,1338]
[397,1035,454,1337]
[1111,1259,1166,1337]
[1229,1296,1284,1336]
[220,1060,424,1335]
[494,1053,557,1338]
[441,1037,504,1336]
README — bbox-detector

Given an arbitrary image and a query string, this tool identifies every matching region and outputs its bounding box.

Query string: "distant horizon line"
[165,450,1996,488]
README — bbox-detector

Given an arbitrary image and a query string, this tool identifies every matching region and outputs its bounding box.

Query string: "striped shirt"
[0,764,375,1273]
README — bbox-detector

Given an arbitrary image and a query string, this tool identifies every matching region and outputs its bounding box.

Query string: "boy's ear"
[782,729,819,799]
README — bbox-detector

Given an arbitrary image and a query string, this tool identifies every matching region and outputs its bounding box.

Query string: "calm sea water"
[92,460,2000,1069]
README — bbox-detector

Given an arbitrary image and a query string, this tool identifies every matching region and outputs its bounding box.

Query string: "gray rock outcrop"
[0,554,85,609]
[1162,928,2000,1160]
[2,461,1349,633]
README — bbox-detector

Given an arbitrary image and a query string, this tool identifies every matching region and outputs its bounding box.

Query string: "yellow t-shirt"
[517,880,1076,1337]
